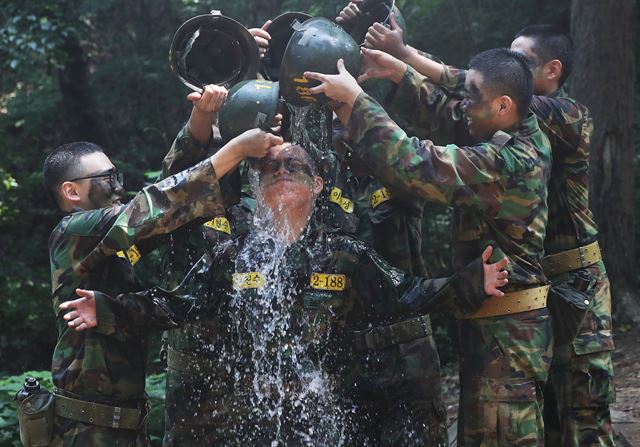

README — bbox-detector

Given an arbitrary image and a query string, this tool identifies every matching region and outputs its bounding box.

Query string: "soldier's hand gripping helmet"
[169,11,260,91]
[279,17,361,107]
[218,80,281,142]
[339,0,407,45]
[260,12,312,81]
[341,0,408,103]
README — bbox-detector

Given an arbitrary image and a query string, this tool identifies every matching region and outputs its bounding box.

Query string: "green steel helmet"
[169,11,260,91]
[218,79,280,142]
[279,17,360,107]
[260,12,312,81]
[342,0,408,45]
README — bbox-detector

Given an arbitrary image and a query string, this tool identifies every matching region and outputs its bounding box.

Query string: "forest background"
[0,0,637,444]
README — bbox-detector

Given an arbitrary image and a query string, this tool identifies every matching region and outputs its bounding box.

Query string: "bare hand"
[482,246,509,297]
[59,289,98,332]
[359,47,406,84]
[304,59,363,106]
[231,128,284,159]
[187,84,228,114]
[364,14,411,61]
[273,113,283,129]
[249,21,272,59]
[335,1,363,25]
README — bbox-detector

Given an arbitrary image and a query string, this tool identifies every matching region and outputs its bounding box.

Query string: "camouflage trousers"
[349,333,449,447]
[162,363,232,446]
[457,309,553,447]
[51,416,149,447]
[544,263,615,447]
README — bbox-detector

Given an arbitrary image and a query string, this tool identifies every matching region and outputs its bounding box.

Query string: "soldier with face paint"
[43,83,283,446]
[305,47,553,446]
[361,20,614,446]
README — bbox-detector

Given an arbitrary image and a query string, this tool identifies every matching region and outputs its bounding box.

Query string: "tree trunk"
[570,0,638,322]
[57,34,110,146]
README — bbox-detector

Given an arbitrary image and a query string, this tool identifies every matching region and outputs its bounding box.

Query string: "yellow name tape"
[116,244,141,266]
[310,273,347,291]
[370,187,392,208]
[203,217,231,234]
[329,187,354,214]
[232,272,265,290]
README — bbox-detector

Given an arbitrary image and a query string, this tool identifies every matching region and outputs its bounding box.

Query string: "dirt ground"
[442,324,640,446]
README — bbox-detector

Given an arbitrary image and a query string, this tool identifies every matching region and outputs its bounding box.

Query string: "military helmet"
[260,12,312,81]
[169,11,260,91]
[342,0,408,45]
[279,17,360,107]
[218,80,280,142]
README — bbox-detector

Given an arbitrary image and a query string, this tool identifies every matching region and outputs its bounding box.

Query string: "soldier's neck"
[271,203,313,245]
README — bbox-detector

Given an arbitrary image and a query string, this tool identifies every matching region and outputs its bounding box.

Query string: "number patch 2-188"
[310,273,347,291]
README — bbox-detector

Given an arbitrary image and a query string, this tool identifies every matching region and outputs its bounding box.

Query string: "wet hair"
[43,141,104,207]
[514,24,573,87]
[468,48,533,120]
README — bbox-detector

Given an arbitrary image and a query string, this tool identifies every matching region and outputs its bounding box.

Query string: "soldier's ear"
[60,181,82,204]
[497,95,513,116]
[312,176,324,196]
[544,59,563,82]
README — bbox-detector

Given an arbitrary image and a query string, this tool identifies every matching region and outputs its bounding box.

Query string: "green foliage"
[0,371,166,446]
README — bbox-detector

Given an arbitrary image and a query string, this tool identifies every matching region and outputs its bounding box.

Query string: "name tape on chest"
[310,273,347,291]
[203,217,231,234]
[329,187,354,214]
[232,272,265,289]
[370,187,392,208]
[116,244,141,265]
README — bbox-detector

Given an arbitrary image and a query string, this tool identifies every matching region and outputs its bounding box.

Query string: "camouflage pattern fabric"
[544,260,615,447]
[428,63,615,445]
[532,91,615,447]
[349,169,447,445]
[159,125,251,446]
[164,212,487,445]
[458,310,553,446]
[49,129,224,445]
[345,92,553,445]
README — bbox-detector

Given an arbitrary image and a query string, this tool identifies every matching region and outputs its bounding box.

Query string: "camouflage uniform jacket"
[204,217,486,347]
[49,135,226,403]
[346,92,552,289]
[422,65,612,350]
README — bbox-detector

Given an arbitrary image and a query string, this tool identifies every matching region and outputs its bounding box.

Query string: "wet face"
[74,152,124,209]
[510,36,546,94]
[462,70,500,141]
[257,143,323,213]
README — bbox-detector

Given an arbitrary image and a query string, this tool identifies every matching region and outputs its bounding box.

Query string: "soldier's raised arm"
[352,243,508,317]
[70,129,282,275]
[162,84,227,177]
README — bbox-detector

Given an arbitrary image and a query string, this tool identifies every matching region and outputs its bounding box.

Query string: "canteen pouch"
[17,390,54,447]
[547,270,596,346]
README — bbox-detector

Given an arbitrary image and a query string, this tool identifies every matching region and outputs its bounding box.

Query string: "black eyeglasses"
[69,168,124,190]
[257,157,315,178]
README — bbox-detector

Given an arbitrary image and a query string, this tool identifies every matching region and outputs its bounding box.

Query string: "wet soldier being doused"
[65,140,511,445]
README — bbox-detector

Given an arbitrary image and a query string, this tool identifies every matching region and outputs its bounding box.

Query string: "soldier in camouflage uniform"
[182,142,508,444]
[511,25,615,447]
[43,84,283,446]
[330,119,450,445]
[366,21,615,446]
[305,47,553,445]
